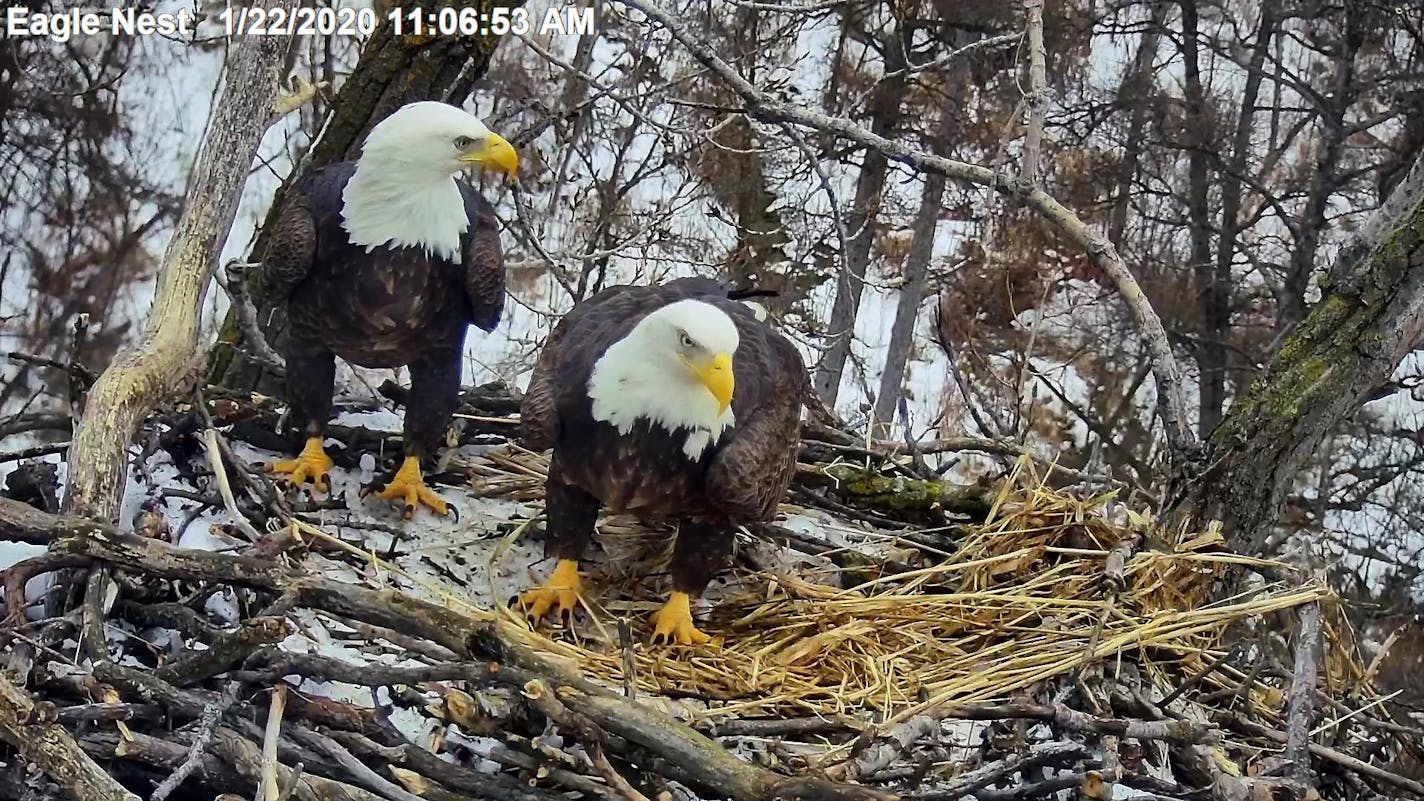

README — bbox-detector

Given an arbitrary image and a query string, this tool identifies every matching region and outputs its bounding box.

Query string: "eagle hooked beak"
[694,352,734,415]
[461,132,519,177]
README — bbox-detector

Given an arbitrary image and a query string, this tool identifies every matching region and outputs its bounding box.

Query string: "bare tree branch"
[615,0,1199,458]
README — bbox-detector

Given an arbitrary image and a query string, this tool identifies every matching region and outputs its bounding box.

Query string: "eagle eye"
[678,331,695,349]
[453,136,476,150]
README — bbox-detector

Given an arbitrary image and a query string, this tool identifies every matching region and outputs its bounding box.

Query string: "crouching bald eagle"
[515,278,808,646]
[260,101,518,517]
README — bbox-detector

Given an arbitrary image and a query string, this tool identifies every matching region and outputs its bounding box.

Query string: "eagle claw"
[514,559,582,629]
[371,457,449,519]
[269,437,335,493]
[649,592,711,646]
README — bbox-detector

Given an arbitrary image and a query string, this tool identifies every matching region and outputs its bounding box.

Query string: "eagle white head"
[341,101,519,262]
[588,299,740,460]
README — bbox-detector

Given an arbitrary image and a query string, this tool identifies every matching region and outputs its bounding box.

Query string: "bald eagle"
[260,101,518,517]
[515,278,808,645]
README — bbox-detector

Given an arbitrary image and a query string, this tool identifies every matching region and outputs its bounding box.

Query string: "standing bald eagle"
[260,101,518,517]
[516,278,809,646]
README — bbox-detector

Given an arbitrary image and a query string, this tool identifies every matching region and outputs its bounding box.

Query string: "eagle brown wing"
[705,322,808,522]
[459,186,506,333]
[520,315,574,452]
[260,184,317,301]
[519,283,643,451]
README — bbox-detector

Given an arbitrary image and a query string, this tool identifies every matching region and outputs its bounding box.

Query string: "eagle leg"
[512,474,599,630]
[650,520,731,646]
[650,592,710,646]
[372,456,449,519]
[269,436,334,493]
[271,335,336,493]
[375,348,460,519]
[513,558,583,627]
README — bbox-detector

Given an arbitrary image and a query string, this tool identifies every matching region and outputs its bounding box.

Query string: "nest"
[3,392,1416,801]
[448,449,1364,731]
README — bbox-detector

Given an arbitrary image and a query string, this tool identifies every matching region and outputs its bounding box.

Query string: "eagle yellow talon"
[515,559,582,626]
[649,592,711,646]
[269,436,334,493]
[375,456,448,519]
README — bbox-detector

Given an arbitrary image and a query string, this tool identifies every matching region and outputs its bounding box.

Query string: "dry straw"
[357,447,1369,727]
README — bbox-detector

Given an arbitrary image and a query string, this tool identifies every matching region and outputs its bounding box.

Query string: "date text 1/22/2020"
[217,5,594,37]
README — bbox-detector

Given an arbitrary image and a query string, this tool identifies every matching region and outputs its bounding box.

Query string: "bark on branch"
[0,673,140,801]
[1183,147,1424,553]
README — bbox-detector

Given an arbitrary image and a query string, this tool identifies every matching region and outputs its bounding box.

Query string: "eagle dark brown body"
[520,278,808,612]
[262,162,505,488]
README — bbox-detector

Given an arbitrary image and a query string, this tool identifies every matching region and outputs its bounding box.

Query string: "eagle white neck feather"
[587,311,737,461]
[341,163,468,263]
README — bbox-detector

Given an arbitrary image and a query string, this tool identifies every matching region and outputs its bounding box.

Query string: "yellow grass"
[330,449,1371,727]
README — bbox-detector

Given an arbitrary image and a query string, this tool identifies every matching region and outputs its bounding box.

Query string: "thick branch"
[1285,601,1322,788]
[0,673,140,801]
[64,2,293,517]
[1020,0,1047,185]
[1185,146,1424,552]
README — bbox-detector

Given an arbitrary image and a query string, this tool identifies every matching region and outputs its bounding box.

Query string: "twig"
[702,717,858,738]
[155,617,292,686]
[1285,600,1322,789]
[259,685,286,801]
[1158,644,1241,708]
[828,716,939,781]
[523,679,649,801]
[4,351,97,390]
[486,743,612,797]
[1073,532,1139,682]
[0,443,70,464]
[56,703,164,727]
[509,184,577,297]
[202,428,265,542]
[274,763,304,801]
[286,724,426,801]
[215,261,287,375]
[0,412,72,439]
[209,726,385,801]
[150,681,241,801]
[913,741,1089,801]
[1218,715,1424,798]
[928,702,1215,744]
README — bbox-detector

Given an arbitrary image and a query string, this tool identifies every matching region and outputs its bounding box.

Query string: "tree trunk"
[872,97,960,434]
[205,0,521,394]
[65,5,291,519]
[1177,0,1222,437]
[812,25,909,406]
[1180,149,1424,556]
[872,174,944,437]
[1107,2,1168,245]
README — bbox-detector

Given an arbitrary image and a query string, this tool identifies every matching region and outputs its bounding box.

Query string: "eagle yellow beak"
[461,132,519,177]
[694,352,734,415]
